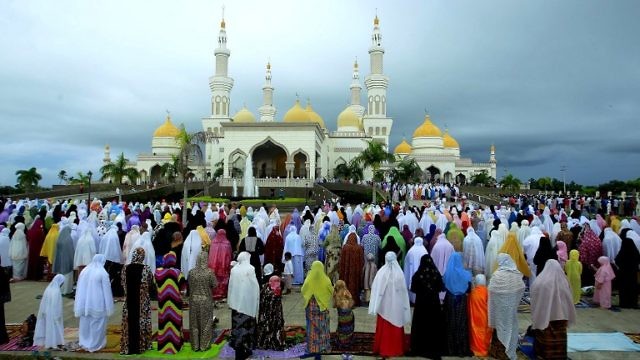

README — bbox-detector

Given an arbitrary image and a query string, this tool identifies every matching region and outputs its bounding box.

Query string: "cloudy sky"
[1,0,639,187]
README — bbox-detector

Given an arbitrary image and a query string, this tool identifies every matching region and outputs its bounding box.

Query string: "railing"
[218,178,314,188]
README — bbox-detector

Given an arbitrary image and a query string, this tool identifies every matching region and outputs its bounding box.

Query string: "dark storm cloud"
[1,0,639,187]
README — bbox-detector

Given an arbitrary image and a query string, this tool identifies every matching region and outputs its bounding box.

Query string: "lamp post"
[87,171,93,205]
[305,182,309,206]
[560,165,567,194]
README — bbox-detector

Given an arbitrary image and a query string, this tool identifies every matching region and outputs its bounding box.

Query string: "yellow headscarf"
[40,223,60,264]
[239,206,247,217]
[162,213,172,224]
[196,225,211,247]
[609,215,621,234]
[565,249,582,304]
[302,261,334,311]
[497,233,531,277]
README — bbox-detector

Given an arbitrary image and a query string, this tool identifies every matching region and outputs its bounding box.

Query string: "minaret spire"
[208,8,234,117]
[259,61,276,122]
[348,58,364,117]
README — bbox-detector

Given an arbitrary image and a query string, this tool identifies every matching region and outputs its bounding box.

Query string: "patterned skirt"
[305,297,331,353]
[534,320,568,360]
[230,310,256,360]
[336,308,354,349]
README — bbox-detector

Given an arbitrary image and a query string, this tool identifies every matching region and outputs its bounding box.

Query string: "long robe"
[26,218,46,280]
[468,284,491,357]
[264,229,284,273]
[120,250,153,355]
[615,236,640,308]
[154,253,185,354]
[189,252,217,351]
[338,235,364,306]
[410,254,445,359]
[34,275,65,349]
[256,284,285,350]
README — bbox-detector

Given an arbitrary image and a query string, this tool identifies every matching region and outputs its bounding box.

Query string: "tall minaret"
[362,14,393,146]
[489,144,497,179]
[259,62,276,122]
[209,12,234,119]
[348,59,365,118]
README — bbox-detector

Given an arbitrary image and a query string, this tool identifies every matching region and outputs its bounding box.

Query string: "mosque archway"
[150,164,162,184]
[251,140,287,178]
[456,173,466,185]
[443,171,453,183]
[293,152,308,178]
[228,150,246,178]
[425,165,440,182]
[138,170,147,185]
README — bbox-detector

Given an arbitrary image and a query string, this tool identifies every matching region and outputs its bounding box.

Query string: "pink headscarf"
[594,256,616,283]
[556,241,568,267]
[530,259,576,330]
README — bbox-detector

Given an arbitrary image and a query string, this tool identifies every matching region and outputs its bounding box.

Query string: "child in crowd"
[592,256,615,309]
[282,252,293,295]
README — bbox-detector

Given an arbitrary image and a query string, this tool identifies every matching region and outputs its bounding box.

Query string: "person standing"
[592,256,615,309]
[238,227,265,281]
[369,252,411,358]
[9,223,28,281]
[339,233,364,306]
[410,254,445,359]
[33,274,65,349]
[333,280,355,350]
[120,248,153,355]
[74,254,114,352]
[0,256,10,345]
[188,252,217,351]
[26,216,46,280]
[208,229,232,299]
[228,251,260,360]
[565,250,583,304]
[256,276,285,350]
[615,234,640,308]
[468,274,490,357]
[302,261,334,355]
[155,252,186,354]
[283,224,304,285]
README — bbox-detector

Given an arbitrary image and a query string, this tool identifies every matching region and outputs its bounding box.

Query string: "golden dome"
[283,100,310,123]
[233,106,256,123]
[374,15,379,26]
[153,115,181,138]
[394,139,412,154]
[442,130,460,148]
[412,115,442,138]
[337,107,361,129]
[305,102,325,128]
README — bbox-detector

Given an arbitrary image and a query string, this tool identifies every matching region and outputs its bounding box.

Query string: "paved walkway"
[1,279,638,359]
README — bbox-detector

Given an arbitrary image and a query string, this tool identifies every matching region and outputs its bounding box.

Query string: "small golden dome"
[491,143,496,153]
[221,18,226,29]
[283,100,310,123]
[394,139,412,154]
[305,102,325,128]
[442,130,460,148]
[153,115,181,138]
[266,62,271,70]
[374,15,379,26]
[233,106,256,123]
[412,115,442,138]
[337,107,361,129]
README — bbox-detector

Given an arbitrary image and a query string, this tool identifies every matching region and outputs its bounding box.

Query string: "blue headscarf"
[443,252,472,295]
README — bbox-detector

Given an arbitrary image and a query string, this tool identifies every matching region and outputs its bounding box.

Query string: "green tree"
[537,176,553,191]
[333,159,364,183]
[500,173,522,193]
[57,170,68,185]
[470,170,495,187]
[353,140,395,204]
[390,157,422,184]
[160,156,179,183]
[68,171,91,186]
[15,167,42,192]
[100,153,139,185]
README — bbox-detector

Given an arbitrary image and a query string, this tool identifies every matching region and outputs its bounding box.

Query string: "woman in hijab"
[498,233,531,278]
[264,226,284,273]
[410,254,445,359]
[462,227,485,275]
[302,261,334,355]
[188,252,217,352]
[380,226,407,267]
[256,275,285,350]
[33,274,65,349]
[533,236,557,276]
[369,252,411,357]
[155,252,186,354]
[488,253,525,360]
[51,225,74,294]
[404,237,428,303]
[446,222,465,252]
[578,223,603,285]
[316,221,331,263]
[592,256,615,309]
[26,216,46,280]
[228,251,260,360]
[442,252,472,356]
[208,229,231,300]
[74,228,96,276]
[556,240,568,267]
[300,220,318,276]
[333,280,355,350]
[339,233,364,306]
[238,226,264,281]
[565,250,582,304]
[615,233,640,308]
[74,254,114,352]
[0,255,10,345]
[361,225,381,265]
[9,223,28,281]
[120,248,153,355]
[530,259,576,360]
[468,274,490,357]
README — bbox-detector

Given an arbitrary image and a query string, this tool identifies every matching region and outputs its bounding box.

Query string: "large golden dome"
[394,139,412,154]
[337,107,361,129]
[283,100,310,123]
[305,102,325,128]
[412,115,442,138]
[153,115,181,138]
[443,130,460,148]
[233,106,256,123]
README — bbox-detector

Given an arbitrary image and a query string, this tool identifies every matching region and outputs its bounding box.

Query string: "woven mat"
[0,324,39,351]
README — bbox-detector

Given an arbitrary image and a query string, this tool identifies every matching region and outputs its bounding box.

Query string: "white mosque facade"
[109,16,496,187]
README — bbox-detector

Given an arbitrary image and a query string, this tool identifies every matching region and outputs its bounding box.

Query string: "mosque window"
[382,127,387,135]
[375,127,380,135]
[368,127,373,134]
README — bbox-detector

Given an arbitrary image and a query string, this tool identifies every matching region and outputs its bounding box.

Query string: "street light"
[560,165,567,194]
[305,182,309,205]
[87,170,93,205]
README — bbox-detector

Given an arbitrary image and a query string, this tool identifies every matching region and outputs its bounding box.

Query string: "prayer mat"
[325,332,411,355]
[284,325,306,346]
[218,342,307,359]
[213,328,231,345]
[568,332,640,352]
[0,324,39,351]
[626,333,640,344]
[133,341,225,359]
[65,324,122,353]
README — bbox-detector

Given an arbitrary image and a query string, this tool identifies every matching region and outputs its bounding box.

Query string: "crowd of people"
[0,194,638,359]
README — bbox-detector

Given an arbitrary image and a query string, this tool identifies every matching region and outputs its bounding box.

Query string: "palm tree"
[390,157,422,184]
[15,167,42,192]
[100,153,139,185]
[57,170,68,185]
[68,171,91,186]
[353,140,395,204]
[500,173,522,193]
[160,156,179,183]
[470,170,495,187]
[333,159,364,183]
[175,125,217,221]
[537,176,553,191]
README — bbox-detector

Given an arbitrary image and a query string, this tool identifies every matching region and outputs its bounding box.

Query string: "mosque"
[106,15,496,187]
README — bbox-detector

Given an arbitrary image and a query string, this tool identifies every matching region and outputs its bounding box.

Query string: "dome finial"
[220,5,226,28]
[374,8,379,26]
[166,109,171,121]
[354,57,358,69]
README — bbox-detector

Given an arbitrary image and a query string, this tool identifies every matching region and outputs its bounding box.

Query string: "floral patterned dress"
[256,284,285,350]
[120,248,153,355]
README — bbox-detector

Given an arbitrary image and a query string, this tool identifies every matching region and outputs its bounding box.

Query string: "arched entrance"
[293,152,308,178]
[425,165,440,183]
[252,140,287,178]
[150,164,162,184]
[229,152,245,178]
[455,173,466,185]
[443,171,453,183]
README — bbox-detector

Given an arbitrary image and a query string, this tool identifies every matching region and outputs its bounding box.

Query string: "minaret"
[489,144,497,179]
[362,14,393,146]
[208,12,234,119]
[348,59,365,118]
[259,62,276,122]
[103,144,111,165]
